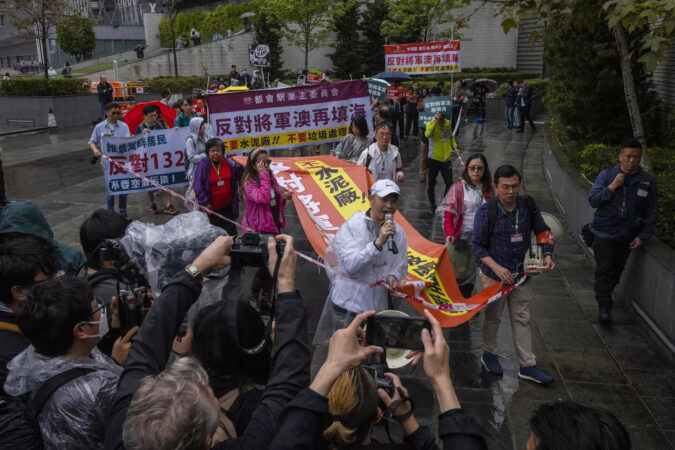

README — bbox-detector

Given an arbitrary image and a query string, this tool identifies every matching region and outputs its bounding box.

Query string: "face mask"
[81,306,108,339]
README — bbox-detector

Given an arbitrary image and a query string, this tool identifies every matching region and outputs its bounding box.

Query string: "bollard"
[47,107,59,134]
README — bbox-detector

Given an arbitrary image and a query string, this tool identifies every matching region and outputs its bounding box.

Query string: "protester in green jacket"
[0,201,86,274]
[425,113,459,213]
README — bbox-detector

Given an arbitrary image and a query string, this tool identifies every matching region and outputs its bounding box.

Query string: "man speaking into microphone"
[314,179,408,343]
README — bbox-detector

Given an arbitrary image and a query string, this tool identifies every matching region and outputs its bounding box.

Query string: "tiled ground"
[3,115,674,448]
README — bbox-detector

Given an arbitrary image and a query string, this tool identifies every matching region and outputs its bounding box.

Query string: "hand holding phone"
[366,315,431,350]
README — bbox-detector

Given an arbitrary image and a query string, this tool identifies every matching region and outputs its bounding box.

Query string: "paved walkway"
[3,116,674,448]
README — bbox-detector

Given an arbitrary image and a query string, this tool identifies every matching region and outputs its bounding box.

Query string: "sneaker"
[518,366,553,384]
[598,306,612,325]
[163,205,178,215]
[481,352,503,375]
[149,203,159,215]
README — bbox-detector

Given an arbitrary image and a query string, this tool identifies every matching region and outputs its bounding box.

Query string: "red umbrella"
[123,101,177,135]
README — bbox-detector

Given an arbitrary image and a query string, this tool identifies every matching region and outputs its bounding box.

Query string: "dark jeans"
[391,112,405,140]
[505,106,516,128]
[518,103,535,130]
[404,110,419,136]
[593,237,631,308]
[209,205,237,236]
[427,158,453,208]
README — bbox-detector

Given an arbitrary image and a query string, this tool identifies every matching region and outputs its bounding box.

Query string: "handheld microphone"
[384,213,398,254]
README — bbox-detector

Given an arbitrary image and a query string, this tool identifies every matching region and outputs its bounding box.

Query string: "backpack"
[486,195,538,248]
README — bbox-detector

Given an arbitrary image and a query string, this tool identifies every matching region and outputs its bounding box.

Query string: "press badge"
[511,233,524,243]
[637,188,648,198]
[216,180,225,187]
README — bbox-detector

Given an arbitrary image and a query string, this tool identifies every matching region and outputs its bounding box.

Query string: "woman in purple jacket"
[192,138,242,236]
[241,148,292,311]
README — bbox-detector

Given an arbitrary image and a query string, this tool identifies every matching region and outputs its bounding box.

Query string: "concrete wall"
[653,38,675,106]
[0,95,100,128]
[542,134,675,359]
[144,13,166,51]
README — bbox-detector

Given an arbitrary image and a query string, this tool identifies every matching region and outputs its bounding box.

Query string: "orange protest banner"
[232,154,501,327]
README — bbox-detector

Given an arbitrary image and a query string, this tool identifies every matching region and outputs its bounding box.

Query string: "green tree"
[360,0,390,75]
[381,0,468,44]
[10,0,68,79]
[252,6,285,79]
[500,0,675,169]
[328,0,362,78]
[269,0,333,72]
[56,15,96,62]
[161,0,182,77]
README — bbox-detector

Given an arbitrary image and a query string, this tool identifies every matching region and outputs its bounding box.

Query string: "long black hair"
[349,115,369,137]
[461,153,492,190]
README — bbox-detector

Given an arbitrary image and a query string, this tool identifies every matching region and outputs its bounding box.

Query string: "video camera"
[231,231,286,268]
[118,288,151,335]
[99,239,147,286]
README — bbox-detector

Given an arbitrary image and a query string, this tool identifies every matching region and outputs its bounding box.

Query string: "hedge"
[0,78,88,96]
[145,77,209,94]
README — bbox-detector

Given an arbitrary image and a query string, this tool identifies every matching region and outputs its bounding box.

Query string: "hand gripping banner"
[233,155,505,327]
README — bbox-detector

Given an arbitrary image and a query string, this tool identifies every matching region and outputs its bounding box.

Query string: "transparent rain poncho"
[4,347,121,449]
[120,211,230,321]
[313,211,408,345]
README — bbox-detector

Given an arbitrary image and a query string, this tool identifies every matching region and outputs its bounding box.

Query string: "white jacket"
[327,211,408,313]
[357,143,403,182]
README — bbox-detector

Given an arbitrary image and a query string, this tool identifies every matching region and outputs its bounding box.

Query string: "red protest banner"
[231,155,502,327]
[386,86,406,101]
[306,70,323,85]
[385,40,461,74]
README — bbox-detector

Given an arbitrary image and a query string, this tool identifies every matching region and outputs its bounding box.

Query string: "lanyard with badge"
[499,202,522,243]
[211,160,225,187]
[378,149,388,179]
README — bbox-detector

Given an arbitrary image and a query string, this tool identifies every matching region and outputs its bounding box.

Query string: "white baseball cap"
[370,179,400,198]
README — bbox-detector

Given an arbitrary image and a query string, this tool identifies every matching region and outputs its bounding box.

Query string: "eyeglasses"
[500,184,520,192]
[109,111,121,116]
[468,166,484,171]
[377,132,392,137]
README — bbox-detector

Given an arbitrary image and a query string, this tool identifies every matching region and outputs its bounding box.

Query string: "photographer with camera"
[105,234,310,450]
[315,179,407,344]
[241,148,292,312]
[4,276,134,449]
[271,309,487,449]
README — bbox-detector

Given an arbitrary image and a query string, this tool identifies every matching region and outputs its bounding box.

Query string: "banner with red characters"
[385,40,461,74]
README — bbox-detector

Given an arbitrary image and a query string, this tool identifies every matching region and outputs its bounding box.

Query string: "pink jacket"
[443,180,495,240]
[242,172,286,234]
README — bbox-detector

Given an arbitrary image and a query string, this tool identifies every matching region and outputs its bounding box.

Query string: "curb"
[0,126,48,136]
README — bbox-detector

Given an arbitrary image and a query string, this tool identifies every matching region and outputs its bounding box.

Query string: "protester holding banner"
[241,148,291,312]
[89,103,131,217]
[192,138,242,237]
[330,116,370,164]
[425,112,457,214]
[358,122,404,183]
[418,88,431,183]
[314,179,408,344]
[443,154,495,298]
[470,165,555,384]
[174,98,199,128]
[135,105,178,216]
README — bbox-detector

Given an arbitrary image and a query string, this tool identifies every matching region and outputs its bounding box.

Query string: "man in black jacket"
[105,234,310,449]
[516,79,536,133]
[97,75,114,121]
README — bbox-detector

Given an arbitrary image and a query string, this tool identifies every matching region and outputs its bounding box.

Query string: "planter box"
[543,134,675,361]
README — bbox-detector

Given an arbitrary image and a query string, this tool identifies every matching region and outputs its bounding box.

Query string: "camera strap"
[380,387,415,444]
[223,265,267,355]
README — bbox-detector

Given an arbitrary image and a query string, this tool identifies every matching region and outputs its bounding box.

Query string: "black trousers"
[391,112,405,140]
[404,110,419,136]
[209,205,237,237]
[592,237,631,308]
[518,103,535,130]
[427,158,453,208]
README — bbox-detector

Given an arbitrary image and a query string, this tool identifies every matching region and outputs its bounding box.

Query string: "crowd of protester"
[0,78,652,448]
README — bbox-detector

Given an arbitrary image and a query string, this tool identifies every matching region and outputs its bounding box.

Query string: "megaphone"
[374,310,413,370]
[524,212,563,276]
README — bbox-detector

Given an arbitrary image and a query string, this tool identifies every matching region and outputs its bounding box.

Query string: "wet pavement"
[3,117,675,449]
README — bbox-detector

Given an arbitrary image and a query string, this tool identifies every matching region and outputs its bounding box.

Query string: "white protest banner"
[206,79,373,154]
[102,128,190,195]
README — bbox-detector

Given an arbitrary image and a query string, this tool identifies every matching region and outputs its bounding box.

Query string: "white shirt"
[357,143,403,183]
[460,180,484,238]
[327,211,408,313]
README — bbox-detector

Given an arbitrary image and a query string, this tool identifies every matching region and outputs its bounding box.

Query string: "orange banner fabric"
[232,154,501,327]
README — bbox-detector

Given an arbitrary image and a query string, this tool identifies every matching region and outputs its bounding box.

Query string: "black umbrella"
[373,71,413,83]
